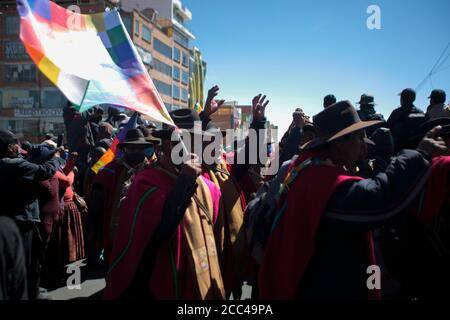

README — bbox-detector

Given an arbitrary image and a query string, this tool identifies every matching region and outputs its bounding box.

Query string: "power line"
[433,52,450,74]
[431,42,450,74]
[415,41,450,92]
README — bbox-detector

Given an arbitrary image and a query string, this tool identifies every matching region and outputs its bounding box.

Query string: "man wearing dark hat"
[426,89,449,119]
[387,88,425,151]
[323,94,337,108]
[0,130,61,299]
[356,94,385,122]
[90,128,158,266]
[258,100,449,299]
[104,108,226,300]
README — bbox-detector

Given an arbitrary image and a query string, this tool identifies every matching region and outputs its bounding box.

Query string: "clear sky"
[183,0,450,138]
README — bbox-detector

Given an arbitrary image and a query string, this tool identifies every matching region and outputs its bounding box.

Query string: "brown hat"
[301,100,382,150]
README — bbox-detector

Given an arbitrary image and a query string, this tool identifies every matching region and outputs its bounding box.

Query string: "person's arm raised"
[199,85,225,131]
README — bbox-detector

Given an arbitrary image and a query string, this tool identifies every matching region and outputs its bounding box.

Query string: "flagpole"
[173,128,191,161]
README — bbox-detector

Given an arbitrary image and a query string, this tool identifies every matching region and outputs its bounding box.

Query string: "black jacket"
[0,157,60,222]
[279,127,303,166]
[387,105,425,151]
[297,150,432,299]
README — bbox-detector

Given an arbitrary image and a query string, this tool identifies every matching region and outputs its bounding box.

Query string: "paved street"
[45,260,252,300]
[46,260,105,300]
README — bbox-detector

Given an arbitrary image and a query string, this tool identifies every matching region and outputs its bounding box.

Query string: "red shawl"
[103,167,221,299]
[92,161,127,262]
[415,156,450,223]
[258,151,369,299]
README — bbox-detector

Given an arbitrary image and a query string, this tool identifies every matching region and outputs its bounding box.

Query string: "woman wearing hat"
[259,100,449,300]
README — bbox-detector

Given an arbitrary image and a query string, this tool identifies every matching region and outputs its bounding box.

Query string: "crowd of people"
[0,85,449,300]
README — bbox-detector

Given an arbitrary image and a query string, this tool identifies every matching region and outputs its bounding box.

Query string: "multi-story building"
[119,0,195,111]
[0,0,113,142]
[210,102,278,150]
[0,0,204,142]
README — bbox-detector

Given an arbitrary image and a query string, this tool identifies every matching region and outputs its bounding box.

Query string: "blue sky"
[183,0,450,137]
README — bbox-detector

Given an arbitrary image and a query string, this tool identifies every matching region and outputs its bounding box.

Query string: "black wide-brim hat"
[301,100,382,150]
[117,128,154,149]
[153,108,217,140]
[356,94,377,105]
[145,131,161,145]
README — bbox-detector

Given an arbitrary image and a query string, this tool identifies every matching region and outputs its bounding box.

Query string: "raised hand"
[204,85,225,117]
[417,126,450,158]
[252,94,269,122]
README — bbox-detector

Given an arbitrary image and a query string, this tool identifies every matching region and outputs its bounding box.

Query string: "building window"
[182,52,189,66]
[153,58,172,77]
[5,16,20,35]
[4,64,37,82]
[173,85,180,100]
[153,38,172,59]
[142,25,151,42]
[164,103,172,112]
[173,47,181,62]
[174,11,184,25]
[134,19,140,35]
[173,29,189,48]
[154,79,172,97]
[42,90,67,108]
[173,66,180,81]
[4,41,29,60]
[181,88,188,102]
[182,71,189,84]
[189,57,194,75]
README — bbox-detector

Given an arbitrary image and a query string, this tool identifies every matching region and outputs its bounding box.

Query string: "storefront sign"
[4,41,29,59]
[14,108,63,118]
[9,97,34,108]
